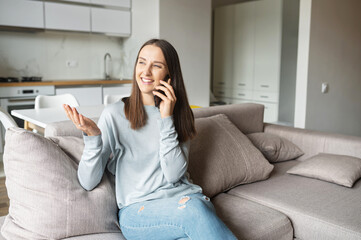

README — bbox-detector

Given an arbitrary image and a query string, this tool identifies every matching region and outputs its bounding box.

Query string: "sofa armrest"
[264,123,361,160]
[44,118,99,138]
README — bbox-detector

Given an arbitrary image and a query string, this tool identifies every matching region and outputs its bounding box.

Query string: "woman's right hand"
[63,104,101,136]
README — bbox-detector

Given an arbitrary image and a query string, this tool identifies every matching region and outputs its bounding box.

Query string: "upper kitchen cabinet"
[91,0,131,8]
[44,2,91,32]
[91,8,131,36]
[59,0,90,3]
[0,0,44,29]
[0,0,131,37]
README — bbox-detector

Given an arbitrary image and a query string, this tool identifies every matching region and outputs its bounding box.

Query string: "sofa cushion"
[247,132,304,162]
[188,114,274,197]
[287,153,361,187]
[212,193,293,240]
[1,128,120,239]
[228,160,361,240]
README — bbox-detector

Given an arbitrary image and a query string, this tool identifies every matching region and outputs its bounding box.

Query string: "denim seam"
[120,223,191,239]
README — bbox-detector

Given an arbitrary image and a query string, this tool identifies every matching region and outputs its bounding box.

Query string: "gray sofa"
[1,103,361,239]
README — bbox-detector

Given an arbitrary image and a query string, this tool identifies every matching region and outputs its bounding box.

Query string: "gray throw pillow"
[188,114,274,198]
[1,128,120,239]
[247,132,304,162]
[287,153,361,187]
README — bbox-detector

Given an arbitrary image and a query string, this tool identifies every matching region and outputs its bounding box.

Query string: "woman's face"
[135,44,169,96]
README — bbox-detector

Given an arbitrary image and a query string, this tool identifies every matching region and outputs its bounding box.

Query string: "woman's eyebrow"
[139,57,166,66]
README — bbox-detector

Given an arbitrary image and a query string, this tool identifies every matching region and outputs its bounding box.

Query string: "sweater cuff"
[83,133,102,148]
[157,115,174,132]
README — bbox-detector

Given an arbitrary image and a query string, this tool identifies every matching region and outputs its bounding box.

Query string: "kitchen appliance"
[0,85,55,153]
[0,76,43,83]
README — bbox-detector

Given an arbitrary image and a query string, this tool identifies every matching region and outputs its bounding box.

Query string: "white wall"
[121,0,212,107]
[159,0,212,107]
[0,31,123,80]
[305,0,361,137]
[121,0,160,79]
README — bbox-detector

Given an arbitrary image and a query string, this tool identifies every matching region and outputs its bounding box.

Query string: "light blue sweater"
[78,100,202,209]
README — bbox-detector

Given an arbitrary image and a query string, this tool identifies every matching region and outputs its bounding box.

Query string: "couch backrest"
[193,103,264,135]
[45,103,265,137]
[44,118,99,138]
[264,123,361,160]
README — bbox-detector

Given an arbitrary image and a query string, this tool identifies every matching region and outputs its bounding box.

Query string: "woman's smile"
[141,77,155,85]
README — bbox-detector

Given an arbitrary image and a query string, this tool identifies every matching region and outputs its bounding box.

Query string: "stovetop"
[0,76,42,83]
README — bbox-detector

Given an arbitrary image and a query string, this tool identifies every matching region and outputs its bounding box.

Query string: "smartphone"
[154,74,169,108]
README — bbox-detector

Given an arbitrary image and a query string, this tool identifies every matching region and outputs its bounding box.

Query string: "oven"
[0,85,55,153]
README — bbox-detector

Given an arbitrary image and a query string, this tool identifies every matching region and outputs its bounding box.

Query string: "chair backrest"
[104,94,128,106]
[0,107,18,130]
[35,94,79,109]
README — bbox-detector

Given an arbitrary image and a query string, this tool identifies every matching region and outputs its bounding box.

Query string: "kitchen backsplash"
[0,31,127,80]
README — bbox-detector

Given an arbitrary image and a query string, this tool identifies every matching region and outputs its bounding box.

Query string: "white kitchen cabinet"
[102,85,132,103]
[59,0,90,3]
[213,5,234,90]
[56,87,102,106]
[91,0,131,8]
[233,1,255,91]
[213,0,282,122]
[253,0,282,93]
[91,8,131,36]
[0,0,44,28]
[44,2,90,32]
[254,101,279,123]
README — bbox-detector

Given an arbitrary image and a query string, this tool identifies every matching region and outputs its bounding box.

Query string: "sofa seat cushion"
[212,193,293,240]
[63,232,126,240]
[228,160,361,240]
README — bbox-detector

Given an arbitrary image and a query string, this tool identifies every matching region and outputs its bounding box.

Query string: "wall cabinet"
[91,0,131,8]
[59,0,90,3]
[0,0,131,37]
[91,8,131,36]
[44,2,90,32]
[213,0,282,123]
[0,0,44,29]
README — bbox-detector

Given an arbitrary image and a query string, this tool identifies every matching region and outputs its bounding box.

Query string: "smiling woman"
[63,39,237,240]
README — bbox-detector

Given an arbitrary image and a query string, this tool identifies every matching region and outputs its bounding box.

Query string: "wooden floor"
[0,178,9,216]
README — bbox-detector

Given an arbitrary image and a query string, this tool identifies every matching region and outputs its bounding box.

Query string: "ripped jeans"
[118,193,237,240]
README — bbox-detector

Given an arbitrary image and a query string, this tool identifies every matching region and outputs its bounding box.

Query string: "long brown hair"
[123,39,196,143]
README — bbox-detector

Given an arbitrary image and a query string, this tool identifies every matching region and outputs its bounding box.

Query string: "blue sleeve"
[158,116,190,183]
[77,111,112,191]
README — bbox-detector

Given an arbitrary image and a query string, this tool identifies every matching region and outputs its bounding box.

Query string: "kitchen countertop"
[0,79,133,87]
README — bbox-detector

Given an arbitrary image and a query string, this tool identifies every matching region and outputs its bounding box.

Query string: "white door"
[233,1,255,91]
[253,0,282,93]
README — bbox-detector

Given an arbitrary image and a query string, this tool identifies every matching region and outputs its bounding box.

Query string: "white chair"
[35,94,79,109]
[104,94,128,106]
[0,107,18,130]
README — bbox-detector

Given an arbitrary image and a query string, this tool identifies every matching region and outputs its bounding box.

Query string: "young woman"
[63,39,236,240]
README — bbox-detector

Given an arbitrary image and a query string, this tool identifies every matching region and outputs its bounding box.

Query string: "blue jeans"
[118,193,237,240]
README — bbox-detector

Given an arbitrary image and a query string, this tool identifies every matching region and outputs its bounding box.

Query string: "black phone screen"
[154,74,169,108]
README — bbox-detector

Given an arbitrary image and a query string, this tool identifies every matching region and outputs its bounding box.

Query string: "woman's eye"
[138,61,145,65]
[154,64,161,68]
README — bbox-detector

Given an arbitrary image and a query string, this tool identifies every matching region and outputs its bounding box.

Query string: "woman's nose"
[143,64,152,76]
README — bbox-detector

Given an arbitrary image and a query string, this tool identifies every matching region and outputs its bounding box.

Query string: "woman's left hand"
[153,78,177,119]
